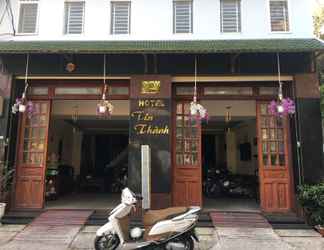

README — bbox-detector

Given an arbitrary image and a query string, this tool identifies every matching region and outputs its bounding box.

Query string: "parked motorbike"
[203,168,227,198]
[204,167,258,199]
[95,188,200,250]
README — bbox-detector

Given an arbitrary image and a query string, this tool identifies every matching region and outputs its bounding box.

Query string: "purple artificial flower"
[268,98,295,117]
[26,101,35,119]
[11,97,34,119]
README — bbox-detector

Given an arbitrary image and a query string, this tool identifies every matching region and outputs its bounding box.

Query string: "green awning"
[0,39,323,54]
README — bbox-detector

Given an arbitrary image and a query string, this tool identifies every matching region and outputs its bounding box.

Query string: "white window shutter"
[18,3,38,34]
[174,1,192,33]
[221,0,241,33]
[270,0,289,32]
[65,2,85,34]
[111,2,130,34]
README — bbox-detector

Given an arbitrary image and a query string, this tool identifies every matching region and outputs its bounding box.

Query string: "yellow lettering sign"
[134,124,169,135]
[141,80,161,94]
[138,99,165,108]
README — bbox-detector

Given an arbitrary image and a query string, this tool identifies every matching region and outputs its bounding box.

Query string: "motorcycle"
[95,188,201,250]
[204,167,258,199]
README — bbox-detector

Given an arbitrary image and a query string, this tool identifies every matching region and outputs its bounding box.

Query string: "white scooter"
[95,188,201,250]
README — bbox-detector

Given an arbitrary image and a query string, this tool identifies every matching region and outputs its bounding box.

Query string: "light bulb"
[98,105,107,113]
[19,104,26,113]
[277,104,284,113]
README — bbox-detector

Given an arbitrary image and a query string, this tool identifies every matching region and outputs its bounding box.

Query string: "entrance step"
[210,211,271,228]
[1,211,42,225]
[263,213,312,230]
[85,209,213,227]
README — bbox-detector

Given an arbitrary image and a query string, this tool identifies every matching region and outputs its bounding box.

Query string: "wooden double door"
[172,101,202,206]
[173,101,294,213]
[257,102,294,212]
[14,101,51,209]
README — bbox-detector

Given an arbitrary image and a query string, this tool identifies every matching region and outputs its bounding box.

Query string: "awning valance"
[0,39,323,54]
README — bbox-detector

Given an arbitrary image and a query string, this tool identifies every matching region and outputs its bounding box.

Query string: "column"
[129,75,172,208]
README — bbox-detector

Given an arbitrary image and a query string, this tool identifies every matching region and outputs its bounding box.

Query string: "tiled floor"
[203,197,260,212]
[46,192,260,212]
[46,193,120,209]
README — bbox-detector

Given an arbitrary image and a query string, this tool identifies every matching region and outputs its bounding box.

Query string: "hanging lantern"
[268,53,295,117]
[268,98,295,117]
[97,55,114,117]
[12,55,34,118]
[189,56,208,121]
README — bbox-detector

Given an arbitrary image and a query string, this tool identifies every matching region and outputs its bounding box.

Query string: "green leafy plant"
[298,183,324,226]
[0,167,14,203]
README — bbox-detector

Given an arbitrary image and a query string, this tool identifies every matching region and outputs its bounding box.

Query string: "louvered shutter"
[65,2,85,34]
[174,1,192,33]
[111,2,130,34]
[18,2,38,34]
[220,0,241,33]
[270,0,289,32]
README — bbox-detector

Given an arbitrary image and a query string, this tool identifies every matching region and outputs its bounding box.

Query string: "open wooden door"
[173,101,202,206]
[14,101,51,209]
[257,102,294,213]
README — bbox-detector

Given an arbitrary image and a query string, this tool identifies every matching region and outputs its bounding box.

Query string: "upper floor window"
[64,1,85,34]
[220,0,241,33]
[173,0,193,34]
[18,0,39,34]
[111,2,131,34]
[269,0,289,32]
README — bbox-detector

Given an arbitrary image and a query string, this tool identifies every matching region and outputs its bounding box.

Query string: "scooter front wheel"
[181,237,194,250]
[163,237,194,250]
[94,234,119,250]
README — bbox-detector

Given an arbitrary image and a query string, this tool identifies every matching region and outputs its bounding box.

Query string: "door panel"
[257,102,294,213]
[173,101,202,206]
[15,101,50,209]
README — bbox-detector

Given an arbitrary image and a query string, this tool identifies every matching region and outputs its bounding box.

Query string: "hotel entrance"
[13,81,130,209]
[172,84,295,213]
[12,78,295,213]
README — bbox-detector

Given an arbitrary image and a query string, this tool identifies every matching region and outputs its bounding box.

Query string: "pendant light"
[97,54,114,116]
[189,56,208,120]
[12,54,34,118]
[268,53,295,117]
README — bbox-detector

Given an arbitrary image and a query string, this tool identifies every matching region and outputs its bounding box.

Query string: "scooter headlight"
[130,227,143,240]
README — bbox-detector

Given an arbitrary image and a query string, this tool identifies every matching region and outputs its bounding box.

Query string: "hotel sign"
[131,99,169,135]
[129,75,171,195]
[141,80,161,94]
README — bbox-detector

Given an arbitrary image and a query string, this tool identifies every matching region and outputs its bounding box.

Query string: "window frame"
[173,0,193,34]
[220,0,242,34]
[110,1,131,35]
[267,0,292,34]
[17,0,40,35]
[63,1,86,35]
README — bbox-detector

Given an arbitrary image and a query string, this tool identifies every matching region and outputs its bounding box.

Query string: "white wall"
[234,120,258,176]
[0,0,314,41]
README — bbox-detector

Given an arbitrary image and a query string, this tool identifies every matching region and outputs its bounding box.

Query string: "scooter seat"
[143,207,188,241]
[143,207,188,227]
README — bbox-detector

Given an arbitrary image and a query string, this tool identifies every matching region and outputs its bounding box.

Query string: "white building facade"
[0,0,323,214]
[0,0,314,40]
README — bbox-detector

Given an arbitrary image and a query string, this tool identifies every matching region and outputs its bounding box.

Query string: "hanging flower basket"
[268,98,295,117]
[12,98,34,119]
[97,100,114,116]
[190,101,208,121]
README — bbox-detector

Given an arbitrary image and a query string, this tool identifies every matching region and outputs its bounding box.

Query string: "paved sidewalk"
[0,224,323,249]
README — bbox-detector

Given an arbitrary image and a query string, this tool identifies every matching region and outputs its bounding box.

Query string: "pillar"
[294,73,324,183]
[129,75,172,208]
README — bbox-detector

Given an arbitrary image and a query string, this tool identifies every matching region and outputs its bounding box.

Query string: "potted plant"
[298,183,324,236]
[0,167,14,225]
